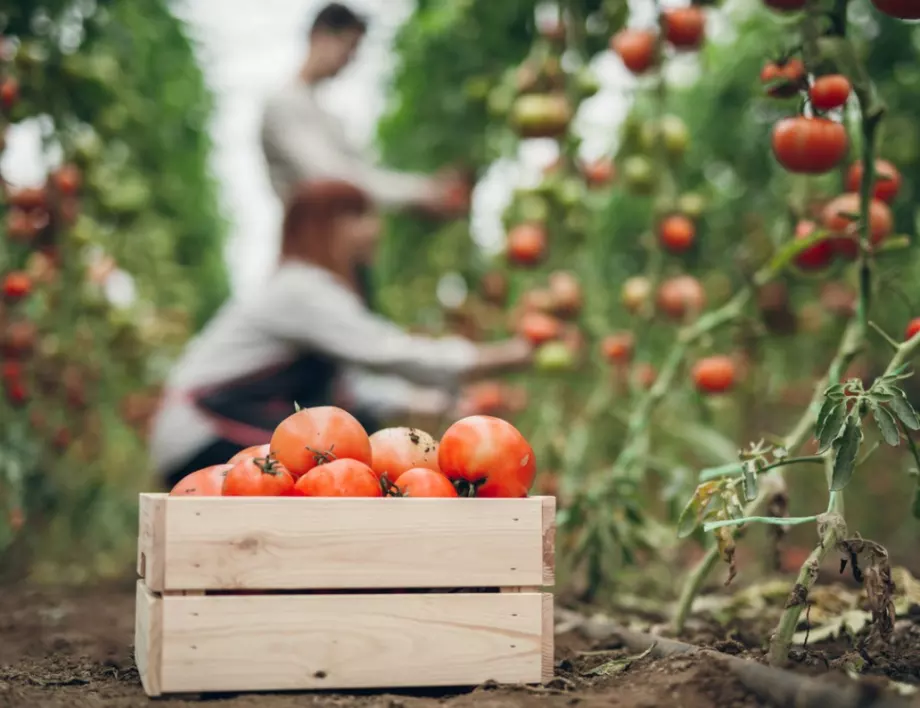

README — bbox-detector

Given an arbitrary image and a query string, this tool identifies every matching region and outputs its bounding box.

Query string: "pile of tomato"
[169,408,537,500]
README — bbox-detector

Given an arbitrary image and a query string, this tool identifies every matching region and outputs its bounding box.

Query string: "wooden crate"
[135,493,555,696]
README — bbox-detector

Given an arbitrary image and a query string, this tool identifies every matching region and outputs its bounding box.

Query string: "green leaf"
[677,495,701,539]
[825,383,846,401]
[888,391,920,431]
[871,402,901,447]
[913,485,920,521]
[830,415,862,492]
[817,402,846,451]
[815,396,839,433]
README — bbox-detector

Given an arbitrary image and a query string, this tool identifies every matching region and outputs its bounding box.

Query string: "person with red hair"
[150,180,530,488]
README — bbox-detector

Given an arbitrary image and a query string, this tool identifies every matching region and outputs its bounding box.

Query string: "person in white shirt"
[149,180,531,489]
[260,2,467,215]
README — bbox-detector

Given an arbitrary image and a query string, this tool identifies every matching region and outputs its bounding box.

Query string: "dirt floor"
[1,579,918,708]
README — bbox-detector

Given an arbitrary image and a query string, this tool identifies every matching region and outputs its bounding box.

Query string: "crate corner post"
[135,580,164,697]
[138,493,167,593]
[540,495,556,587]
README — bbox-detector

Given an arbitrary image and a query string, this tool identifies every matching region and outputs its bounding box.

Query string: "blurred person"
[260,2,467,217]
[150,181,530,489]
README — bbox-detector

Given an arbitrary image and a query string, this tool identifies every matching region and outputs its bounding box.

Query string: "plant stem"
[767,459,844,665]
[698,454,825,482]
[671,317,862,634]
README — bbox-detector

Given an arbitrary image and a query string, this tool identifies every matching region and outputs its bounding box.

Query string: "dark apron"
[163,266,382,487]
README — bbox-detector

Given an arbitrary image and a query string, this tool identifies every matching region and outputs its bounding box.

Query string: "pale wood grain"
[140,494,550,591]
[135,581,163,697]
[541,496,556,587]
[541,593,554,683]
[157,592,545,693]
[137,495,166,592]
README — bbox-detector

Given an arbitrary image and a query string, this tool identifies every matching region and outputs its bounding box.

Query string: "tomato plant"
[1,0,227,574]
[663,7,706,50]
[845,160,901,203]
[792,220,834,271]
[658,214,695,253]
[771,116,848,174]
[871,0,920,19]
[691,356,737,394]
[656,275,706,321]
[506,222,547,265]
[611,30,658,75]
[809,75,852,111]
[761,59,806,98]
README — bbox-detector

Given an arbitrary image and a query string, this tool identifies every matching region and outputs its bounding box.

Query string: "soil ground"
[1,579,918,708]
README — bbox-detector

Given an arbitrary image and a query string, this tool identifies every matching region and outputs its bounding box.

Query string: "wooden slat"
[156,592,545,693]
[137,494,166,592]
[134,581,163,697]
[140,494,553,591]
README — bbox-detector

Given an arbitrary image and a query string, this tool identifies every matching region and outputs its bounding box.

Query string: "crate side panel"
[162,498,545,590]
[158,592,544,693]
[135,580,163,697]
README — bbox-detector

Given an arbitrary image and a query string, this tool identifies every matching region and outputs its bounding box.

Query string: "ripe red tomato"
[368,427,439,482]
[548,270,582,317]
[763,0,807,9]
[656,275,706,320]
[393,468,458,498]
[760,59,806,98]
[223,456,295,496]
[601,332,635,364]
[582,158,615,187]
[610,29,658,74]
[905,318,920,341]
[0,78,18,110]
[2,272,32,302]
[228,443,271,464]
[462,381,506,416]
[294,458,382,497]
[793,220,834,271]
[772,116,848,174]
[659,214,695,253]
[4,379,29,407]
[271,406,372,479]
[809,75,851,111]
[871,0,920,19]
[692,356,737,394]
[8,187,46,212]
[507,223,546,266]
[50,164,81,195]
[845,160,901,203]
[821,193,893,258]
[2,321,37,357]
[518,311,562,345]
[7,210,38,242]
[438,416,536,498]
[170,464,233,496]
[663,7,706,49]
